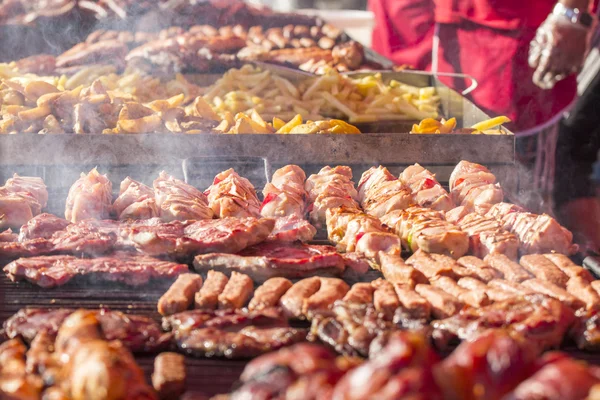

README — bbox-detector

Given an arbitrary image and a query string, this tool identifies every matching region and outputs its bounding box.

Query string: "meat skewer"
[380,206,468,259]
[447,206,519,259]
[249,277,293,311]
[154,171,213,221]
[0,174,48,230]
[195,270,229,310]
[305,166,360,226]
[261,165,316,242]
[399,163,454,211]
[449,160,504,213]
[218,271,254,309]
[206,168,261,218]
[158,273,203,316]
[486,202,577,255]
[112,177,158,220]
[64,168,112,223]
[356,166,413,218]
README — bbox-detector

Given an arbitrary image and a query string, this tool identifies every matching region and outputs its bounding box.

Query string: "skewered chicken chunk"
[306,166,360,226]
[65,168,112,223]
[399,163,454,211]
[357,166,413,218]
[5,174,48,208]
[381,206,468,259]
[206,168,261,218]
[261,165,316,242]
[154,171,213,221]
[449,160,503,213]
[113,177,159,220]
[0,174,48,230]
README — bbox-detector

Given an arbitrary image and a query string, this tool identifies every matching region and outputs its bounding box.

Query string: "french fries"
[215,112,361,134]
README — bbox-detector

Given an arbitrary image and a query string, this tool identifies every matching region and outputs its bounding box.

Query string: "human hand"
[529,14,589,89]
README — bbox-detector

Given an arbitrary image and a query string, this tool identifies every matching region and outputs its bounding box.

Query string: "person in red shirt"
[370,0,594,213]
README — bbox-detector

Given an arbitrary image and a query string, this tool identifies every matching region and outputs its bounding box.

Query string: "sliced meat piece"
[152,352,186,400]
[543,253,594,282]
[158,273,203,316]
[393,283,431,320]
[371,278,400,320]
[268,215,316,242]
[502,212,577,256]
[431,276,489,307]
[520,254,569,287]
[379,252,428,287]
[303,278,349,319]
[415,284,464,319]
[113,177,158,220]
[406,249,458,280]
[195,270,229,310]
[341,252,371,275]
[280,277,321,319]
[566,276,600,311]
[488,279,534,297]
[484,253,532,282]
[18,213,71,241]
[343,282,375,304]
[249,277,293,311]
[64,168,112,223]
[456,256,502,282]
[218,272,254,310]
[193,241,345,282]
[521,279,585,310]
[457,277,515,302]
[4,253,188,288]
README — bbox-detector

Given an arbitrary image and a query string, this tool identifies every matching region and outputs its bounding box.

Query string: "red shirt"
[433,0,556,30]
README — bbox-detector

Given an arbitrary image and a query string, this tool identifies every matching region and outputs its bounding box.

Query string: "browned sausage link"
[393,283,431,320]
[488,279,534,297]
[543,253,594,282]
[218,271,254,310]
[415,284,464,319]
[249,277,293,311]
[379,253,428,288]
[280,277,321,319]
[152,352,186,400]
[431,276,489,308]
[520,254,569,287]
[566,276,600,310]
[343,282,375,304]
[457,256,503,282]
[521,279,585,310]
[484,254,532,282]
[158,273,203,316]
[195,270,228,310]
[371,278,400,320]
[303,278,350,319]
[457,277,514,302]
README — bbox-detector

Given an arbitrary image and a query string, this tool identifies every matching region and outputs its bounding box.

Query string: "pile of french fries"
[216,110,360,134]
[410,116,512,135]
[202,65,441,123]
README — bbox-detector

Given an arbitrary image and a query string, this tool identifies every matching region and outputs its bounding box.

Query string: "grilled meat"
[158,273,203,316]
[371,278,401,320]
[206,168,261,218]
[456,256,502,282]
[194,269,229,310]
[431,294,575,351]
[449,161,504,213]
[399,163,454,211]
[303,278,350,319]
[249,277,293,311]
[268,214,317,242]
[113,177,158,220]
[64,168,112,223]
[570,308,600,351]
[484,253,532,282]
[415,284,464,319]
[164,308,306,358]
[261,165,308,219]
[378,252,428,287]
[261,165,316,242]
[5,174,48,208]
[434,329,539,400]
[4,252,188,288]
[0,188,43,230]
[431,276,489,308]
[521,279,585,310]
[0,338,43,399]
[543,253,594,281]
[447,207,519,259]
[152,352,186,400]
[218,271,254,309]
[121,216,275,257]
[154,171,213,221]
[566,276,600,310]
[193,241,346,282]
[357,167,413,218]
[18,213,70,241]
[305,166,359,226]
[486,203,577,255]
[280,276,321,319]
[343,282,374,304]
[380,206,468,259]
[519,254,569,287]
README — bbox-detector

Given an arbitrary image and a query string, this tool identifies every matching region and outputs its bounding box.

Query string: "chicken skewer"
[399,163,454,211]
[206,168,261,218]
[154,171,213,221]
[113,177,159,220]
[65,168,112,223]
[449,160,503,213]
[261,165,316,242]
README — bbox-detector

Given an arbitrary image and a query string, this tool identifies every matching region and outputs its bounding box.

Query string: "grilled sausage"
[249,277,293,311]
[158,273,203,316]
[195,270,228,310]
[415,284,464,319]
[520,254,569,287]
[280,277,321,319]
[152,352,186,400]
[218,271,254,309]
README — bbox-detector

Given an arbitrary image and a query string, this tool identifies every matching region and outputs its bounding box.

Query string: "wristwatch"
[553,3,594,27]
